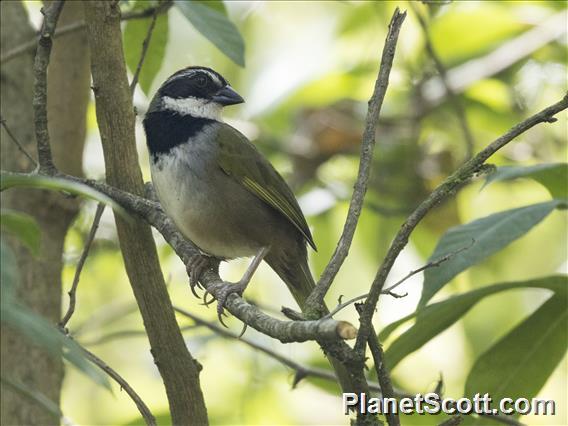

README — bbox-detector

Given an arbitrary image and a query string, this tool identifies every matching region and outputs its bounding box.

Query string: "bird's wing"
[216,123,316,251]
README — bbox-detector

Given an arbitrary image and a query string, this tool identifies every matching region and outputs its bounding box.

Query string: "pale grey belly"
[150,147,262,259]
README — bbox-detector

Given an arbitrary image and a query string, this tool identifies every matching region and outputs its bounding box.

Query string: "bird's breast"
[150,138,259,259]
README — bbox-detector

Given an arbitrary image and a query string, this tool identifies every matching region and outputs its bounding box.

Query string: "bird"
[143,66,319,318]
[143,66,357,396]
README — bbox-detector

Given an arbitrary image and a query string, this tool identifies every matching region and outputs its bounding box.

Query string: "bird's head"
[148,66,244,121]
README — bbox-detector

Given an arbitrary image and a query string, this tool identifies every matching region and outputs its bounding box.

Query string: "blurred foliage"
[10,0,568,424]
[124,0,169,95]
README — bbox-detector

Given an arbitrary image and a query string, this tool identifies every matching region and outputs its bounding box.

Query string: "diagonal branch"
[0,115,38,168]
[129,3,160,95]
[1,169,358,344]
[305,8,407,311]
[173,306,380,391]
[32,0,65,175]
[59,203,105,329]
[353,93,568,355]
[75,341,156,425]
[367,322,399,426]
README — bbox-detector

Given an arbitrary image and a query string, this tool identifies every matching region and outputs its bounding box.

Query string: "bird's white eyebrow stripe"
[165,69,222,86]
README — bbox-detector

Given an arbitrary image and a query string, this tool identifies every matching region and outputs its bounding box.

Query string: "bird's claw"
[186,254,218,298]
[202,281,248,327]
[201,289,216,307]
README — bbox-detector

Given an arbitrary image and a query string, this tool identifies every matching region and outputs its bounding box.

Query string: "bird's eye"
[196,75,208,87]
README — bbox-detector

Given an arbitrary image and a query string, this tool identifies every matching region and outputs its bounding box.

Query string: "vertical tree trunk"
[0,2,90,424]
[83,2,208,424]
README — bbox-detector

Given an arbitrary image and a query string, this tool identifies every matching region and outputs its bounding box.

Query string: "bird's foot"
[202,246,270,326]
[203,280,249,326]
[186,254,219,298]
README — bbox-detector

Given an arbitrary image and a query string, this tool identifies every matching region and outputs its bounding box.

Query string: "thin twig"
[382,239,475,295]
[360,303,399,426]
[354,93,568,355]
[324,242,474,319]
[305,8,407,312]
[129,4,161,95]
[173,306,384,393]
[0,115,38,167]
[410,2,475,159]
[59,203,105,329]
[77,343,157,426]
[122,0,173,21]
[32,0,64,175]
[0,1,173,65]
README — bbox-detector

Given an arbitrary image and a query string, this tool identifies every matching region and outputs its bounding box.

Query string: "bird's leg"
[186,253,220,298]
[204,246,270,325]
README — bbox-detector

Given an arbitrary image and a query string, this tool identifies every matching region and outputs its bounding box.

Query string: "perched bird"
[144,66,356,395]
[143,66,318,316]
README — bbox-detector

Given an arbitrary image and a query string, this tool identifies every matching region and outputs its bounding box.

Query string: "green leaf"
[174,1,245,67]
[123,0,169,95]
[0,239,19,301]
[464,292,567,407]
[1,209,41,256]
[382,276,567,370]
[1,375,63,420]
[419,200,565,307]
[483,163,568,200]
[0,173,127,218]
[0,301,111,391]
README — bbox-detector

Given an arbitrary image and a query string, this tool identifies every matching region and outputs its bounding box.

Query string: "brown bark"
[82,2,208,424]
[0,1,89,424]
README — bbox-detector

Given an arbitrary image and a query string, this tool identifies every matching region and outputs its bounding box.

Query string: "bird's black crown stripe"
[143,110,213,161]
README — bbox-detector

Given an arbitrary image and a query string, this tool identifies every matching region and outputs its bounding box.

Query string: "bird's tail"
[268,253,357,395]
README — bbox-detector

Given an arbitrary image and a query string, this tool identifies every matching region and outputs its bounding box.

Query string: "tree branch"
[366,323,399,426]
[353,93,568,355]
[173,306,380,392]
[83,1,207,422]
[0,115,37,168]
[32,0,64,175]
[59,203,105,329]
[1,169,358,343]
[76,342,156,426]
[129,3,160,95]
[305,8,407,312]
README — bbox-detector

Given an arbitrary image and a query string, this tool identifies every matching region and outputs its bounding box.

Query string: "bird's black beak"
[211,85,244,106]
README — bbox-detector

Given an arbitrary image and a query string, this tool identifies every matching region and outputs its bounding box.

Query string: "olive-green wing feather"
[215,124,316,251]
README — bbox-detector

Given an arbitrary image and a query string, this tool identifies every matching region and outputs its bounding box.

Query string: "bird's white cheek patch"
[162,96,223,121]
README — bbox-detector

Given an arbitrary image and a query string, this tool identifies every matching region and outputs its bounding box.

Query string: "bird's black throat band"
[143,110,214,162]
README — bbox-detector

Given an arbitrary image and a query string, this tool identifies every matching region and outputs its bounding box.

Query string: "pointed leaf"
[0,239,19,301]
[382,276,567,370]
[465,292,567,406]
[124,0,169,95]
[1,209,41,256]
[0,375,63,420]
[1,301,111,391]
[483,163,568,200]
[419,200,565,306]
[174,1,245,67]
